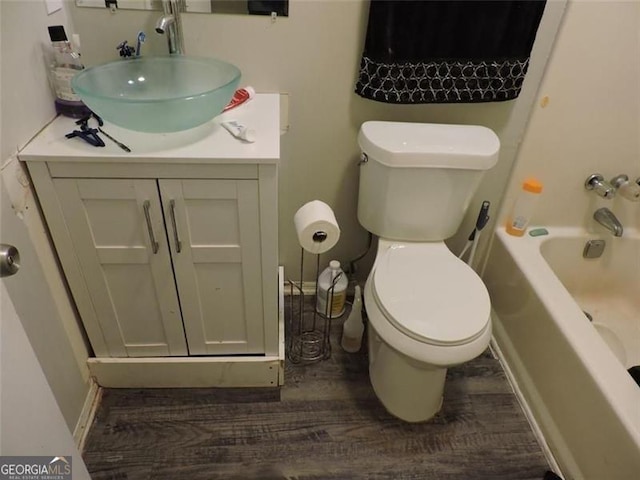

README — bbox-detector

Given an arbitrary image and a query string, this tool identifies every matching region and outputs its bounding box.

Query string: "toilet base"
[368,328,446,422]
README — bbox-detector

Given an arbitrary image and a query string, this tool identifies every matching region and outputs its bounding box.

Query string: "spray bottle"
[341,285,364,353]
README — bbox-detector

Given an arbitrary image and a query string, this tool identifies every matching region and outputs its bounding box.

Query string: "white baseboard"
[87,356,281,387]
[283,279,317,296]
[73,379,101,452]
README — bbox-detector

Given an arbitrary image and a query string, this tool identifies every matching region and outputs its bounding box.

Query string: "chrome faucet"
[155,0,184,55]
[593,207,623,237]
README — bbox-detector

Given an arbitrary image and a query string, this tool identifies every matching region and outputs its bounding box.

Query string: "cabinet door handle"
[143,200,159,254]
[169,199,182,253]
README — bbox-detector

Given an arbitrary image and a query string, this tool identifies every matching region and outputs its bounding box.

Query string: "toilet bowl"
[364,239,492,422]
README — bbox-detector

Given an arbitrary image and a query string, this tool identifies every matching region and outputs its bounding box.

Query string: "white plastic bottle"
[506,178,543,237]
[316,260,348,318]
[341,285,364,353]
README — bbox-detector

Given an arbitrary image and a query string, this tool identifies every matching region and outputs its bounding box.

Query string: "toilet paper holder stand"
[287,247,342,364]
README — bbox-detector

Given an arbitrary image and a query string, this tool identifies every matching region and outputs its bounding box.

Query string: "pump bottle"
[47,25,88,118]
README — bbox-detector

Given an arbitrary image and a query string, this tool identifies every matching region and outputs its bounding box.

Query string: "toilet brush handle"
[475,201,491,231]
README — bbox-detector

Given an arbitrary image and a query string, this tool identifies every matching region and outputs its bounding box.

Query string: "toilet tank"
[357,121,499,241]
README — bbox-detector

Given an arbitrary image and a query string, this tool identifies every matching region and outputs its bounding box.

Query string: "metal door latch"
[0,244,20,277]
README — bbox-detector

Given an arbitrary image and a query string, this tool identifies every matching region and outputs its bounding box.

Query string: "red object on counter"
[223,86,256,112]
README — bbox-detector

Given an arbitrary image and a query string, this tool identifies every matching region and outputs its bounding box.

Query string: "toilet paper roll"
[294,200,340,254]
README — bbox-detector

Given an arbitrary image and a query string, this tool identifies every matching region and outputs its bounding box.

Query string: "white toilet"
[357,121,500,422]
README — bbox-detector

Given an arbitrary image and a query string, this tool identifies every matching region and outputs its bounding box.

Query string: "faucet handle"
[611,174,640,202]
[585,174,615,199]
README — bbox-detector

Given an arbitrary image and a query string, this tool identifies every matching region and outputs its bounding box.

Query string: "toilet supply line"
[345,231,373,276]
[458,200,491,268]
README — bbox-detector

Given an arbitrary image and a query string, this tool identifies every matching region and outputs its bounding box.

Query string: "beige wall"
[1,0,91,431]
[497,0,640,233]
[1,0,66,160]
[70,0,567,280]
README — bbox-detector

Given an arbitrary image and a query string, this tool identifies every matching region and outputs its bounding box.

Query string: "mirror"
[76,0,288,16]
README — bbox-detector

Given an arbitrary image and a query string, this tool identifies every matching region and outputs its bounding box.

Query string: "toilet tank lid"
[358,121,500,169]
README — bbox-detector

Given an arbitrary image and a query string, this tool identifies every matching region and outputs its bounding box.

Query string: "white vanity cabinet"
[20,94,283,387]
[52,177,264,357]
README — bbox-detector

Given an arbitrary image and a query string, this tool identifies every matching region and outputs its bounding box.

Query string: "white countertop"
[19,94,280,165]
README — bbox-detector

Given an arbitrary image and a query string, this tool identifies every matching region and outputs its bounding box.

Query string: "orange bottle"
[506,178,543,236]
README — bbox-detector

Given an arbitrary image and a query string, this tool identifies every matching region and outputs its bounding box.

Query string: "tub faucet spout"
[593,207,623,237]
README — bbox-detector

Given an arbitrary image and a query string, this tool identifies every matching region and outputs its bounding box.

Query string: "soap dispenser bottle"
[47,25,88,118]
[341,285,364,353]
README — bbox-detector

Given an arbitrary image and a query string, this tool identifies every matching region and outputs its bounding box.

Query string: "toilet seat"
[372,242,490,346]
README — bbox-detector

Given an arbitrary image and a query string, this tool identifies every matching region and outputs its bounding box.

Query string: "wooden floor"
[83,302,552,480]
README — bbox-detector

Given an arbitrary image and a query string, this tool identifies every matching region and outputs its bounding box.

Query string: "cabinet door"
[159,179,264,355]
[53,178,187,357]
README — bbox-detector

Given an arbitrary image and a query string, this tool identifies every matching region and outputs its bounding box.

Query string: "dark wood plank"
[82,300,551,480]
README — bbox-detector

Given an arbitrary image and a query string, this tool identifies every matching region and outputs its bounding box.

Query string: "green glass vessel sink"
[72,56,241,133]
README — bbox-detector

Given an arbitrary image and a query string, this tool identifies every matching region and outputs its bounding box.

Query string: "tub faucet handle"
[585,174,615,199]
[610,174,640,202]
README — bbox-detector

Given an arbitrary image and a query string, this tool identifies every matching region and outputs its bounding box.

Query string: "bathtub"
[484,227,640,480]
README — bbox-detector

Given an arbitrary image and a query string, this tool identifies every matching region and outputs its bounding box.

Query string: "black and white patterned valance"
[356,56,530,104]
[355,1,546,104]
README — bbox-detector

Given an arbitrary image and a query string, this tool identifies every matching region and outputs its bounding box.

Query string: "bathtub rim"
[491,226,640,448]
